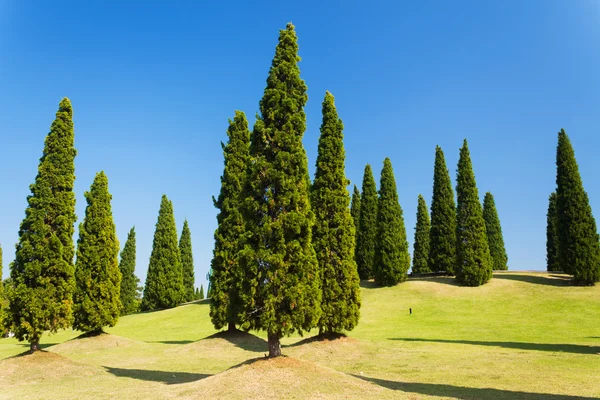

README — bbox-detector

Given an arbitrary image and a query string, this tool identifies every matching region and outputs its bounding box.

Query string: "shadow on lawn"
[351,375,598,400]
[493,273,571,286]
[147,340,197,345]
[283,333,347,348]
[103,366,210,384]
[203,330,267,353]
[390,338,600,355]
[408,276,460,286]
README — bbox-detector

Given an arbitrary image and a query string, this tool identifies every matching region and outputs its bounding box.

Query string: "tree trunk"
[228,322,236,332]
[268,332,281,357]
[30,340,40,352]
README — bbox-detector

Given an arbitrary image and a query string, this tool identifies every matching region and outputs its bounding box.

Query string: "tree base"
[268,332,281,357]
[227,322,237,332]
[30,341,41,352]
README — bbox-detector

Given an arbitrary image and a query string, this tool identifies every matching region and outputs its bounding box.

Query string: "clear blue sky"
[2,1,600,288]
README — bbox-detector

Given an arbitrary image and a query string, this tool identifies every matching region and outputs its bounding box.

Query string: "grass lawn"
[0,271,599,399]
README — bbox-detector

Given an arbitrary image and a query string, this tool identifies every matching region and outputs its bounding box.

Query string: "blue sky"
[1,0,600,288]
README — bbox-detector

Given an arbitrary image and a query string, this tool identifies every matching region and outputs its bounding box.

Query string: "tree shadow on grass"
[390,338,600,355]
[146,340,197,345]
[408,276,460,286]
[351,375,598,400]
[103,366,210,384]
[493,273,572,286]
[359,280,379,289]
[283,333,347,348]
[203,330,268,353]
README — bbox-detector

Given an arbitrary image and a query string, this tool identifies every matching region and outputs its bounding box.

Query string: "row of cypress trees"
[209,23,361,357]
[546,130,600,284]
[353,141,508,287]
[0,99,203,350]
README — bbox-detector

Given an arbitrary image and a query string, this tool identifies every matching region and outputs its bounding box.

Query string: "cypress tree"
[141,195,183,310]
[179,220,195,302]
[73,172,121,333]
[482,192,508,271]
[311,91,361,334]
[210,111,250,332]
[412,194,431,274]
[199,284,204,300]
[6,98,77,351]
[556,129,600,284]
[356,165,378,280]
[350,185,361,231]
[373,158,411,286]
[546,192,560,272]
[119,227,141,315]
[455,140,492,286]
[428,146,457,275]
[238,23,321,357]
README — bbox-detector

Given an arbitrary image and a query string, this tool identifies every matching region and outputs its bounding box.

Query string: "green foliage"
[546,192,560,272]
[350,185,361,232]
[73,172,121,333]
[412,194,431,274]
[142,195,183,310]
[428,146,457,275]
[356,165,378,280]
[210,111,250,330]
[199,284,205,300]
[6,98,77,348]
[482,192,508,271]
[179,220,195,302]
[373,158,410,286]
[455,140,492,286]
[555,129,600,284]
[238,23,321,354]
[311,91,361,334]
[119,227,141,315]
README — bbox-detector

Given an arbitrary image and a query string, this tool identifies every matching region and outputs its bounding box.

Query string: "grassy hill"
[1,271,599,399]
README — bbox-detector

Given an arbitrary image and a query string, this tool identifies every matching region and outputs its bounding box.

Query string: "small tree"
[350,185,361,232]
[119,227,141,315]
[356,165,378,280]
[179,220,195,302]
[546,192,560,272]
[373,158,410,286]
[142,195,183,310]
[412,194,431,274]
[199,284,205,300]
[428,146,457,275]
[455,140,492,286]
[73,172,121,334]
[311,91,360,335]
[210,111,250,332]
[6,98,77,351]
[556,129,600,284]
[482,192,508,271]
[238,23,321,357]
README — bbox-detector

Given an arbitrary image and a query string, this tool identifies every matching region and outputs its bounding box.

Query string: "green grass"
[1,271,599,399]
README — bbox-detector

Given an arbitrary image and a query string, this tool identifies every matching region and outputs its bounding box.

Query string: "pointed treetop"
[58,97,73,116]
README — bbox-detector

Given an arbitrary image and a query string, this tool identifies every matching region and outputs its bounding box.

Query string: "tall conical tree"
[119,227,141,315]
[546,192,560,272]
[6,98,77,351]
[412,194,431,274]
[311,91,361,335]
[238,23,321,357]
[179,220,195,302]
[373,158,411,286]
[455,140,492,286]
[428,146,457,275]
[73,172,121,333]
[482,192,508,271]
[142,195,183,310]
[210,111,250,332]
[556,129,600,284]
[356,165,378,280]
[350,185,361,232]
[199,284,204,300]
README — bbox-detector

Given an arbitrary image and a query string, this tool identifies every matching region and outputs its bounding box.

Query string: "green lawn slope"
[1,271,599,399]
